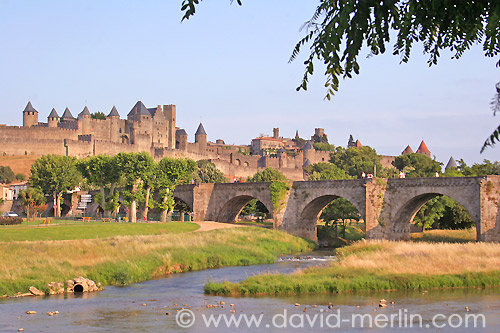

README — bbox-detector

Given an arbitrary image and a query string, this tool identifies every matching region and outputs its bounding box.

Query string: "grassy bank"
[0,227,314,296]
[410,228,477,243]
[0,221,200,241]
[205,240,500,296]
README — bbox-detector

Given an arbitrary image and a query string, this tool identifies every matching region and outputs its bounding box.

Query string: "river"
[1,255,499,332]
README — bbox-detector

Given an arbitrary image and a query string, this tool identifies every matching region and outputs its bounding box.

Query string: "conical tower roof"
[108,106,120,117]
[176,128,188,136]
[277,147,286,154]
[303,159,312,168]
[416,140,430,154]
[303,140,313,150]
[445,156,458,170]
[128,101,150,117]
[355,139,363,147]
[48,108,59,118]
[61,107,75,120]
[195,123,207,136]
[401,145,414,155]
[23,101,37,113]
[79,106,91,117]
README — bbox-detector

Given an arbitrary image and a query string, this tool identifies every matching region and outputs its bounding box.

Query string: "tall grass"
[205,240,500,296]
[0,227,314,296]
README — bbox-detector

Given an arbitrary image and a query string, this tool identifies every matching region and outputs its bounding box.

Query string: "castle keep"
[2,101,433,181]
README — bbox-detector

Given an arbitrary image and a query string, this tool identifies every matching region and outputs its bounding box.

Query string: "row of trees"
[25,153,229,222]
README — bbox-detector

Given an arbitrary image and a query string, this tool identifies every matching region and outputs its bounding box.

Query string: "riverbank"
[205,240,500,296]
[0,227,314,296]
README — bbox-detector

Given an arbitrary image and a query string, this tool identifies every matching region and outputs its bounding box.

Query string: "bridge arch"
[299,195,364,228]
[286,181,368,240]
[390,191,480,240]
[216,195,272,223]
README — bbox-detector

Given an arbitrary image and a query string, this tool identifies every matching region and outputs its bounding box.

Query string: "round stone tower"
[47,108,60,128]
[22,101,38,128]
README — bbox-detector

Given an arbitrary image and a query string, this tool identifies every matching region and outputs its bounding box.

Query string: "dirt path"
[193,221,244,232]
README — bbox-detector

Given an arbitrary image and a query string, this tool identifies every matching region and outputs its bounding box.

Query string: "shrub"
[0,217,23,225]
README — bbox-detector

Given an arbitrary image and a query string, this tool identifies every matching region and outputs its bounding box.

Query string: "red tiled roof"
[252,137,283,142]
[401,145,414,155]
[416,140,430,154]
[355,139,363,147]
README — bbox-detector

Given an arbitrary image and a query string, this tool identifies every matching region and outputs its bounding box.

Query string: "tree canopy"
[247,168,287,183]
[304,162,350,181]
[181,1,500,151]
[194,160,227,183]
[392,153,442,177]
[0,166,16,184]
[29,155,81,218]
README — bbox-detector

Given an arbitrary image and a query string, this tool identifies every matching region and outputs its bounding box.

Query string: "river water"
[1,255,499,332]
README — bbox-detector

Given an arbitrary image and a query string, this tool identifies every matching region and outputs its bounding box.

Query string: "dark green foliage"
[438,204,474,230]
[392,153,442,177]
[292,136,307,149]
[15,173,25,181]
[413,197,448,230]
[194,160,227,183]
[458,159,500,176]
[247,168,287,182]
[313,142,336,151]
[240,198,269,217]
[0,166,16,184]
[305,162,350,180]
[269,181,289,212]
[0,216,23,225]
[329,146,390,178]
[413,196,474,231]
[320,198,361,239]
[311,133,328,144]
[91,112,106,120]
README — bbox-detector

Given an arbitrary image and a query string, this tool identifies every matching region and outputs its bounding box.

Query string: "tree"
[19,187,46,220]
[392,153,442,177]
[313,142,336,152]
[438,203,474,230]
[329,146,390,178]
[181,1,500,150]
[0,166,16,184]
[194,160,227,183]
[311,133,328,144]
[154,157,197,223]
[76,155,122,217]
[458,159,500,176]
[115,152,155,222]
[29,155,81,218]
[247,168,287,182]
[320,198,360,239]
[413,196,448,231]
[15,173,26,181]
[91,112,106,120]
[304,162,350,181]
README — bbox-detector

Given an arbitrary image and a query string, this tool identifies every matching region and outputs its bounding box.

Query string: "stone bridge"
[174,176,500,242]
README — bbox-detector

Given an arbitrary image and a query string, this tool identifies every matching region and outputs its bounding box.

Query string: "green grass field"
[0,226,314,296]
[0,222,200,241]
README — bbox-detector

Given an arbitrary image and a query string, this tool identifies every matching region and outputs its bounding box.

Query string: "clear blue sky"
[0,0,498,165]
